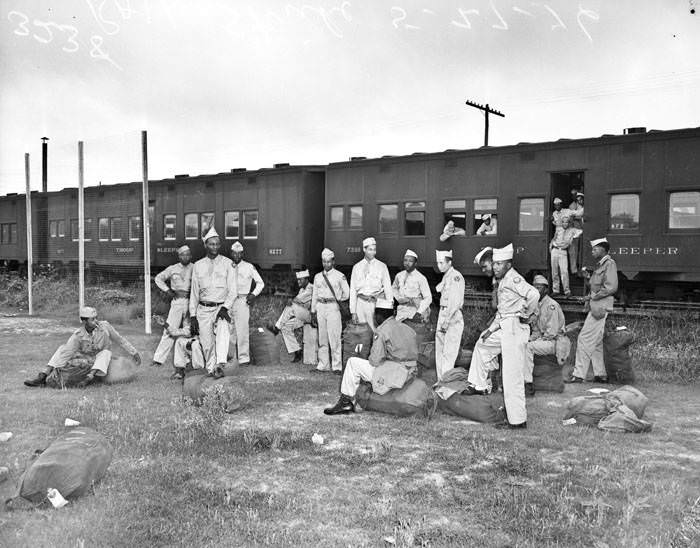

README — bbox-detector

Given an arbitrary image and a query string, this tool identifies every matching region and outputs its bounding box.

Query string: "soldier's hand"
[421,310,430,324]
[190,317,199,336]
[351,313,359,324]
[216,307,231,322]
[480,329,492,341]
[310,312,318,328]
[167,289,176,299]
[132,353,142,366]
[245,294,255,305]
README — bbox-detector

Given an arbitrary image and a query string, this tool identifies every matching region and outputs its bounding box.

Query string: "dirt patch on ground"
[0,316,75,335]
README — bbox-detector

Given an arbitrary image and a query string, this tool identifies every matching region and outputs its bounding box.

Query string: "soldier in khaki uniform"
[524,275,565,395]
[152,245,194,367]
[349,237,393,330]
[268,270,313,362]
[169,317,205,379]
[24,306,141,388]
[474,246,498,311]
[189,227,237,377]
[566,237,618,384]
[434,250,465,381]
[230,240,265,365]
[466,244,539,429]
[392,250,432,323]
[311,248,349,373]
[323,299,418,415]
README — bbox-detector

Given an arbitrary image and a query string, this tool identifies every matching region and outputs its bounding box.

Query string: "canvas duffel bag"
[182,370,247,413]
[604,328,635,383]
[437,392,506,424]
[532,354,564,393]
[355,378,436,418]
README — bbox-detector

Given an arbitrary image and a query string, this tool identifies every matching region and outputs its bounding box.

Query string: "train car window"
[129,216,142,241]
[404,201,426,236]
[200,213,214,239]
[519,198,545,232]
[85,218,93,241]
[71,219,79,241]
[50,220,58,238]
[57,220,65,238]
[224,211,240,239]
[329,206,344,229]
[163,214,177,240]
[243,210,259,239]
[443,200,467,232]
[110,218,122,241]
[378,204,399,234]
[10,223,16,243]
[184,213,199,240]
[669,191,700,229]
[609,194,639,230]
[98,218,109,241]
[0,224,6,244]
[0,223,13,244]
[473,198,498,236]
[148,205,155,234]
[349,205,363,229]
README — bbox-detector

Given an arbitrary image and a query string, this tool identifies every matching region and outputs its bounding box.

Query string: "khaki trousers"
[316,302,342,371]
[551,248,569,294]
[395,304,418,323]
[196,305,230,372]
[435,309,464,381]
[173,338,205,370]
[275,304,310,353]
[341,356,374,398]
[573,311,608,378]
[524,339,557,383]
[153,297,189,364]
[355,298,376,330]
[231,297,251,364]
[48,346,111,376]
[468,317,529,424]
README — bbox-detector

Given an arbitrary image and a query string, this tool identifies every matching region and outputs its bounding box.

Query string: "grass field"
[0,282,699,547]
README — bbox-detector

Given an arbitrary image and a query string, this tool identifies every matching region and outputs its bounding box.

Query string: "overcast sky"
[1,0,699,194]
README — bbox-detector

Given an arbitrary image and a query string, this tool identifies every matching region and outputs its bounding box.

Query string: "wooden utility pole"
[25,153,33,315]
[465,100,505,146]
[78,141,85,310]
[141,130,151,334]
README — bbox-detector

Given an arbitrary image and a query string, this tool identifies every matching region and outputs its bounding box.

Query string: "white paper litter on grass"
[47,488,69,508]
[64,418,80,426]
[587,388,610,395]
[562,418,577,426]
[0,432,13,442]
[311,433,324,445]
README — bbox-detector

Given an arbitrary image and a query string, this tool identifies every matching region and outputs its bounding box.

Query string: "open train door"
[549,171,585,291]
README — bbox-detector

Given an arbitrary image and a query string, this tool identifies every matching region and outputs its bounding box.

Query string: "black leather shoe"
[564,376,584,384]
[213,366,225,379]
[267,324,280,336]
[494,421,527,430]
[292,350,302,363]
[310,368,329,373]
[524,382,535,397]
[593,376,609,383]
[462,385,486,396]
[24,372,47,387]
[323,396,355,415]
[333,370,342,376]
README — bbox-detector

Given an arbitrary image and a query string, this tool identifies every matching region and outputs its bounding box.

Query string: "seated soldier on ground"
[24,306,141,388]
[523,275,565,397]
[168,316,205,379]
[323,299,418,415]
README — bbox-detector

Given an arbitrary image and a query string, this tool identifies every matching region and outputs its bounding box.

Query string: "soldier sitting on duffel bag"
[323,298,418,415]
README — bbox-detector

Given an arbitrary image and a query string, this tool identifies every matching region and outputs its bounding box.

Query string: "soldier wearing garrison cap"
[349,237,393,330]
[466,244,539,429]
[24,306,141,388]
[152,245,194,369]
[551,197,571,228]
[268,270,313,362]
[566,237,618,384]
[189,227,236,377]
[392,250,432,323]
[434,249,465,381]
[524,275,565,396]
[476,213,497,236]
[311,248,349,373]
[230,240,265,365]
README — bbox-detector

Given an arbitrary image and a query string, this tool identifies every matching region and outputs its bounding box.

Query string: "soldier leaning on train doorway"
[349,237,393,331]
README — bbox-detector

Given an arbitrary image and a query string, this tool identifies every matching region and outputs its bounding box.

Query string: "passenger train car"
[1,126,699,299]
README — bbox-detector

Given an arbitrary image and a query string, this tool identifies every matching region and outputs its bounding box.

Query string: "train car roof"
[327,126,700,168]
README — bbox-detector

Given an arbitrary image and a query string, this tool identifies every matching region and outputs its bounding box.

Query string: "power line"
[465,100,505,147]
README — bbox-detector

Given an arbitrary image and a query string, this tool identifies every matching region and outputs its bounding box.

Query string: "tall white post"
[78,141,85,310]
[141,130,152,334]
[24,153,33,316]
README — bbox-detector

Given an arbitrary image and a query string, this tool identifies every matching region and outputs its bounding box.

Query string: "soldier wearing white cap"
[349,237,393,330]
[474,247,498,311]
[551,198,571,228]
[566,238,618,384]
[434,250,465,381]
[567,192,585,274]
[476,213,497,236]
[524,275,565,396]
[311,248,349,373]
[466,244,539,429]
[152,245,194,367]
[392,250,432,323]
[24,306,141,387]
[549,216,582,296]
[189,227,237,377]
[268,270,313,362]
[324,299,418,415]
[230,240,265,365]
[168,317,206,378]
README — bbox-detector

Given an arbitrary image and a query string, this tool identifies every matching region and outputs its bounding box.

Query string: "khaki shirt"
[232,260,265,297]
[552,209,572,227]
[568,202,584,229]
[531,295,565,341]
[155,262,193,294]
[551,226,583,250]
[57,321,136,364]
[311,268,349,313]
[490,268,539,330]
[589,255,618,300]
[368,317,418,367]
[189,255,237,314]
[392,270,432,315]
[293,284,313,310]
[349,258,393,313]
[436,266,465,329]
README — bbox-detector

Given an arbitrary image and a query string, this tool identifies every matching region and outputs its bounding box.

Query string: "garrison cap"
[362,237,376,248]
[295,270,310,279]
[435,250,452,261]
[231,241,244,252]
[202,226,219,243]
[404,249,418,259]
[590,237,608,248]
[553,197,562,204]
[321,248,335,260]
[177,245,190,254]
[474,246,493,264]
[532,274,549,286]
[492,243,514,261]
[481,213,491,221]
[79,306,97,319]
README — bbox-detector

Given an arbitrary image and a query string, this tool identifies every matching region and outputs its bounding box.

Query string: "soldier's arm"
[368,332,386,367]
[339,273,350,301]
[349,265,359,313]
[104,321,137,355]
[311,278,319,314]
[154,266,172,293]
[223,263,237,310]
[381,264,393,301]
[417,275,432,314]
[251,267,265,296]
[592,261,619,300]
[189,267,200,316]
